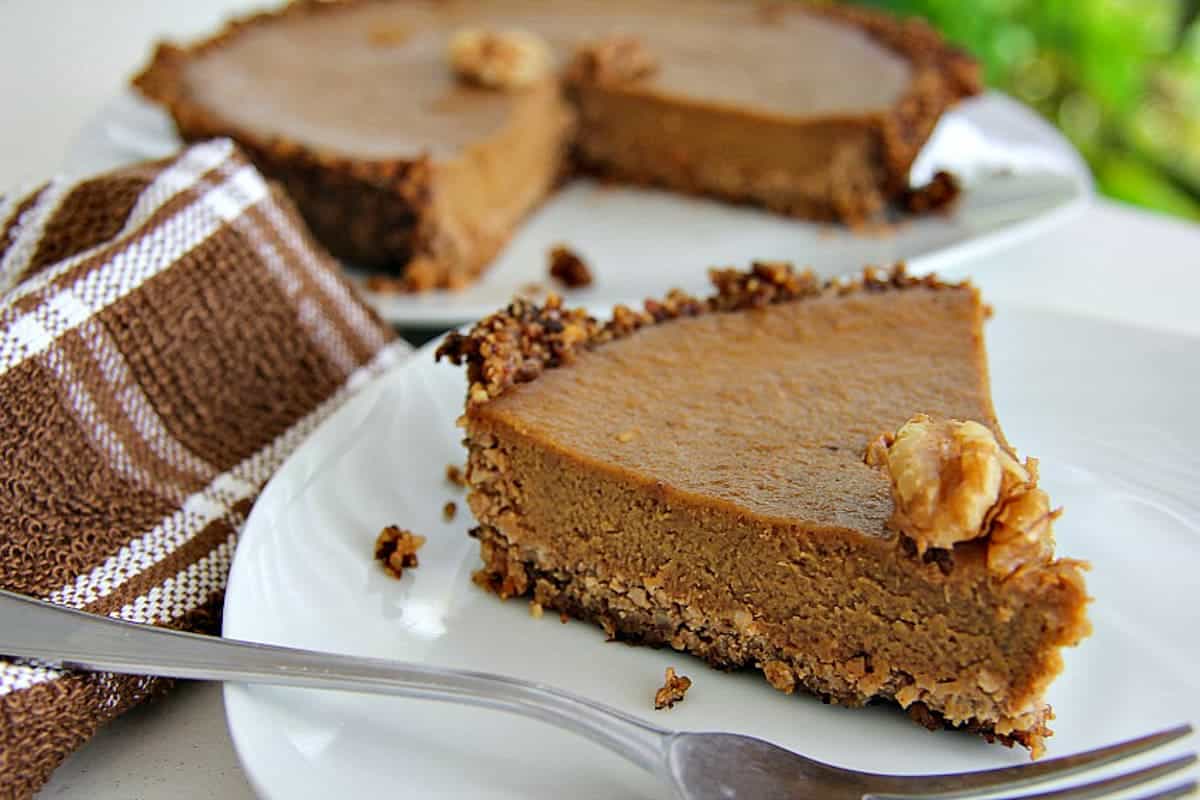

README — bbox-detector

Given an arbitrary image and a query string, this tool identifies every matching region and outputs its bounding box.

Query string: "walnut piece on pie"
[448,28,551,90]
[866,414,1060,577]
[654,667,692,710]
[567,36,659,85]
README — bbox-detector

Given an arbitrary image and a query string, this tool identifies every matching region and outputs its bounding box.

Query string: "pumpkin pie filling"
[437,265,1090,755]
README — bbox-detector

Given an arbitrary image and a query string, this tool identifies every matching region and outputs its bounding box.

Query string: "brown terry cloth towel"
[0,139,409,798]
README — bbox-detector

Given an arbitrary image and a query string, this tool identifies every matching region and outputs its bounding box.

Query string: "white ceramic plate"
[67,90,1090,327]
[222,304,1199,799]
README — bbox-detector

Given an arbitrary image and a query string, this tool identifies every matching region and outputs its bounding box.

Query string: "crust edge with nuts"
[435,262,965,408]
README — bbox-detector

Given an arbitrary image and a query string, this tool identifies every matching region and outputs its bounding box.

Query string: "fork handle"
[0,589,671,775]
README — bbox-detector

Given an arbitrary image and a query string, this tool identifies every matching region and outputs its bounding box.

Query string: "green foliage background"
[848,0,1200,220]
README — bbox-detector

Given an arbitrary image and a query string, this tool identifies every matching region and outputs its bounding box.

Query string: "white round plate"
[67,90,1090,327]
[222,304,1199,799]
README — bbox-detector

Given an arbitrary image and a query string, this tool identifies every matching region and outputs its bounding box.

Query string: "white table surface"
[2,2,1198,799]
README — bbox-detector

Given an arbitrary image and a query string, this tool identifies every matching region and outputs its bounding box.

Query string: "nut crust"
[435,262,961,408]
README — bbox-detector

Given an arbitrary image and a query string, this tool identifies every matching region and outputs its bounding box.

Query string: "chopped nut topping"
[866,414,1061,578]
[567,36,659,85]
[442,501,457,521]
[448,28,551,90]
[445,463,467,488]
[548,245,594,288]
[529,600,544,619]
[654,667,692,710]
[374,525,427,579]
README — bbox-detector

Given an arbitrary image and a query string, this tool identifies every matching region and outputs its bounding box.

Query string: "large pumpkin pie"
[134,1,980,290]
[436,264,1090,755]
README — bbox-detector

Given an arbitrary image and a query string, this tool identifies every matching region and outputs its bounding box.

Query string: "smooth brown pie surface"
[135,0,980,289]
[436,265,1090,755]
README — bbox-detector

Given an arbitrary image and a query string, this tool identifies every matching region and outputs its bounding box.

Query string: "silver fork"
[0,589,1194,799]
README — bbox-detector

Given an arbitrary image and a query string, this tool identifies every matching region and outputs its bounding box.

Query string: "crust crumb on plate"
[548,244,594,288]
[374,525,427,579]
[445,463,467,488]
[901,170,962,214]
[655,667,693,710]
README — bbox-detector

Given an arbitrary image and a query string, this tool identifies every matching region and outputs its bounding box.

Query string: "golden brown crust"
[804,5,982,198]
[435,262,966,408]
[906,701,1050,758]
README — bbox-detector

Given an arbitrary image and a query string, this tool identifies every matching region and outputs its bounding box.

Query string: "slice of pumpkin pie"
[436,264,1090,755]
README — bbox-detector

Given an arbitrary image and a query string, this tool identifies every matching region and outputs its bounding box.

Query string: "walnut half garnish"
[866,414,1060,578]
[448,28,551,90]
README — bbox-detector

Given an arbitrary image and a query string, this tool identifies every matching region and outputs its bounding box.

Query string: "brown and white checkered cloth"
[0,139,408,798]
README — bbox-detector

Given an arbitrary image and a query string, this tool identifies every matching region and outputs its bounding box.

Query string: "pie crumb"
[518,282,547,298]
[548,245,594,288]
[443,501,457,521]
[445,464,467,488]
[374,525,427,579]
[615,430,636,443]
[529,600,544,619]
[901,170,962,214]
[655,667,692,710]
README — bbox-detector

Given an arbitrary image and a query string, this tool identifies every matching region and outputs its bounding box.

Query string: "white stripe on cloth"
[0,661,61,696]
[256,198,390,355]
[40,339,174,504]
[0,181,71,295]
[79,319,219,484]
[121,139,235,235]
[209,163,359,378]
[0,528,240,699]
[0,186,28,238]
[0,140,235,309]
[116,529,239,625]
[0,164,268,379]
[0,338,410,698]
[45,338,408,612]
